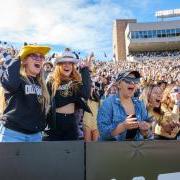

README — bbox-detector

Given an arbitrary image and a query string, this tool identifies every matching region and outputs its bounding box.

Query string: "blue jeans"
[0,124,42,142]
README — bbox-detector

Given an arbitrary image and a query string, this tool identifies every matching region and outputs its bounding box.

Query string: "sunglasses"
[122,78,140,84]
[28,53,45,61]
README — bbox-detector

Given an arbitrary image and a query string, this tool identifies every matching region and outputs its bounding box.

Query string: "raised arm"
[0,59,21,92]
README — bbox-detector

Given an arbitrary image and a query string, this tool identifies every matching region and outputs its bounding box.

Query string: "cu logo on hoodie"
[25,84,42,96]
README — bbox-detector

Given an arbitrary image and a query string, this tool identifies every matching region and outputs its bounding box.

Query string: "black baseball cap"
[116,70,141,83]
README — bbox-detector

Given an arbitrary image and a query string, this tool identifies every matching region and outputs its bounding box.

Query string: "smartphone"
[131,114,137,120]
[126,114,138,140]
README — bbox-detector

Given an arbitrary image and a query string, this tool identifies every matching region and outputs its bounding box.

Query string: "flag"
[104,52,107,58]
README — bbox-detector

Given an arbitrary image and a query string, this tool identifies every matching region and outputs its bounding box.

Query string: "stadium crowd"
[128,50,180,61]
[0,41,179,142]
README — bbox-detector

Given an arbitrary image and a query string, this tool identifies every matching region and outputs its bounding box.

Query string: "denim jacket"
[97,94,150,141]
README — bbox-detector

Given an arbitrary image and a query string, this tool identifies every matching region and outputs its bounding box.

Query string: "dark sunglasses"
[28,53,45,61]
[122,78,140,84]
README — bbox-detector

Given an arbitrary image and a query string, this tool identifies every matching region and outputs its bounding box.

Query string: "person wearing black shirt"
[44,48,92,141]
[0,45,50,142]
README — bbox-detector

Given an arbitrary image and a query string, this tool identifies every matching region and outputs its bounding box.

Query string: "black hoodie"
[0,59,46,134]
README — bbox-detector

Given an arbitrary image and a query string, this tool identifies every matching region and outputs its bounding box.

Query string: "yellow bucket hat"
[18,45,51,61]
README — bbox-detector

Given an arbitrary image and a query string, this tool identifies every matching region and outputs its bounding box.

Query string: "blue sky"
[0,0,179,60]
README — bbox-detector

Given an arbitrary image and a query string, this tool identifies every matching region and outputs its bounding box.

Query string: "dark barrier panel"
[0,141,84,180]
[86,141,180,180]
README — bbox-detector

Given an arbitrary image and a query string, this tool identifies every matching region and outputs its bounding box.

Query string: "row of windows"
[130,28,180,39]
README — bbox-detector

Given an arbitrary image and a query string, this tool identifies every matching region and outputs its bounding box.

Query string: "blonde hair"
[161,84,176,113]
[51,63,82,96]
[21,62,50,114]
[0,86,6,114]
[0,58,50,115]
[139,84,155,107]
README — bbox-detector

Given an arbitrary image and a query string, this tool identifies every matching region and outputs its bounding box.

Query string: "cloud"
[127,0,151,9]
[0,0,134,58]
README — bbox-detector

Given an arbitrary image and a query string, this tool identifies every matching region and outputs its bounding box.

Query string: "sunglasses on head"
[28,53,45,61]
[122,77,140,84]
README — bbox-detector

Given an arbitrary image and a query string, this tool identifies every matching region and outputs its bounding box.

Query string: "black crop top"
[54,81,79,108]
[46,67,92,129]
[46,67,92,115]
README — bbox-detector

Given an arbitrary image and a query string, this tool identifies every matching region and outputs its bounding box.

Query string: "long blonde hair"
[139,84,156,107]
[0,58,50,115]
[51,63,82,96]
[161,84,176,113]
[0,86,6,114]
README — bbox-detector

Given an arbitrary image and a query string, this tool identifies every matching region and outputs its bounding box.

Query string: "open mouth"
[63,69,71,73]
[156,99,161,103]
[34,64,41,68]
[127,87,134,91]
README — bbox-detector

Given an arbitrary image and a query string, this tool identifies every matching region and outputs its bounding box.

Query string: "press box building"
[112,9,180,62]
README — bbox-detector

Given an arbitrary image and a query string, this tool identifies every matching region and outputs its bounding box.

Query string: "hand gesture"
[170,120,180,130]
[79,52,94,70]
[85,52,94,68]
[139,121,149,137]
[123,115,139,130]
[139,121,149,131]
[162,123,173,134]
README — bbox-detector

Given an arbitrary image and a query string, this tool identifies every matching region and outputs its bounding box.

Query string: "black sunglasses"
[122,78,140,84]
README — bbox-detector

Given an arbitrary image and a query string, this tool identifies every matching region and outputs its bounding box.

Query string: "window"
[152,30,157,38]
[170,29,176,37]
[139,31,143,38]
[135,32,140,39]
[176,28,180,36]
[166,29,171,37]
[147,30,153,38]
[131,32,135,39]
[157,30,162,38]
[161,30,166,37]
[143,31,148,38]
[130,28,179,39]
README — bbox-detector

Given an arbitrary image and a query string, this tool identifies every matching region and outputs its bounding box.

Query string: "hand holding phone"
[125,114,139,140]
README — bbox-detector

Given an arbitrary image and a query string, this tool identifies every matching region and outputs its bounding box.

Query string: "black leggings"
[44,113,78,141]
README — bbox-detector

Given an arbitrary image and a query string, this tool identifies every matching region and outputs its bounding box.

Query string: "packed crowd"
[128,50,180,61]
[0,43,179,142]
